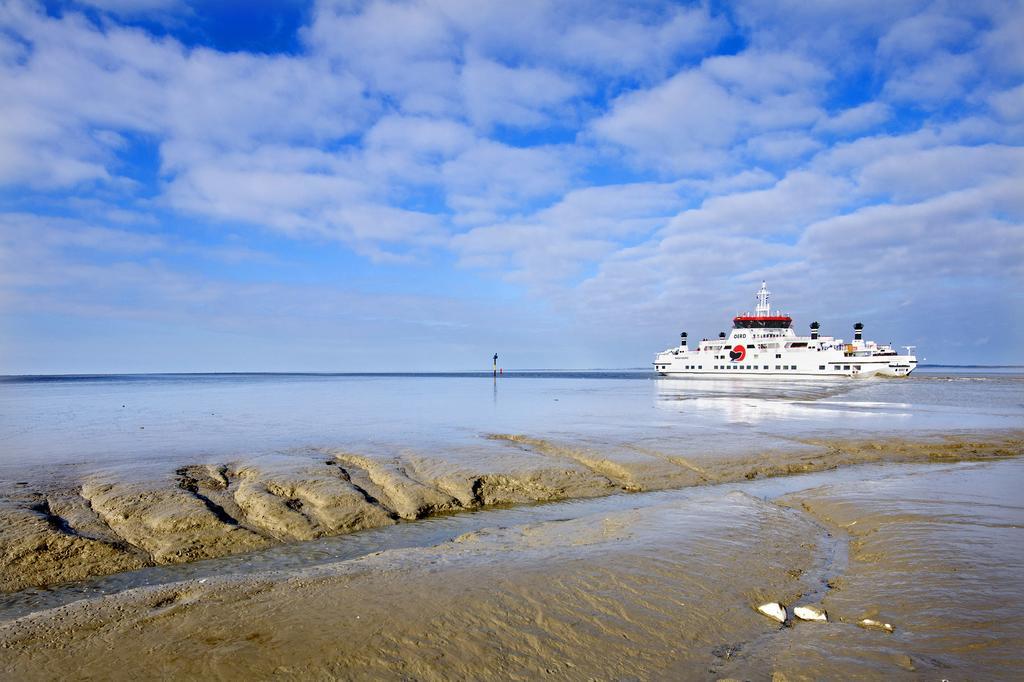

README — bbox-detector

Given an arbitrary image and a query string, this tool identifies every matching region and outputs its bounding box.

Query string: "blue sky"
[1,0,1022,372]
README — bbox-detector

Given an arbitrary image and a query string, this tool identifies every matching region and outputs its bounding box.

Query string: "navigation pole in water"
[493,353,498,378]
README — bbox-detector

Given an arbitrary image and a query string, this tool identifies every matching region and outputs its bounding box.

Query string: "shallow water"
[1,369,1020,481]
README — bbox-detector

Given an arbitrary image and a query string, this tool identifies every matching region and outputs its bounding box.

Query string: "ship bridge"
[732,315,792,329]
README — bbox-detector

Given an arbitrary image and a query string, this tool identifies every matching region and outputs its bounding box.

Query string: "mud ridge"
[175,467,242,527]
[485,434,639,490]
[332,465,398,519]
[1,431,1021,593]
[332,453,463,520]
[27,499,78,537]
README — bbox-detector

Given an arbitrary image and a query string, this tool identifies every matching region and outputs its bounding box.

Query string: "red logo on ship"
[729,345,746,362]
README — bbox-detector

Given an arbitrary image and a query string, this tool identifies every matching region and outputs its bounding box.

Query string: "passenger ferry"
[654,282,917,378]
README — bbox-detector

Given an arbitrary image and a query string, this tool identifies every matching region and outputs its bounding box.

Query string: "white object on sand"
[793,605,827,622]
[756,602,787,623]
[858,618,894,633]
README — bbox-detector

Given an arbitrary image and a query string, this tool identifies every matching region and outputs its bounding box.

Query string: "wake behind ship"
[654,282,917,378]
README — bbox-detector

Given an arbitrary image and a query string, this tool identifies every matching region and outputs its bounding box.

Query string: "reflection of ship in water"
[654,377,914,425]
[654,282,917,378]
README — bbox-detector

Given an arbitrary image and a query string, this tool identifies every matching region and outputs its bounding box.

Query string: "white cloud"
[74,0,184,16]
[876,11,976,61]
[452,181,686,287]
[553,3,726,75]
[989,84,1024,122]
[743,131,822,162]
[799,178,1024,280]
[663,171,852,238]
[882,50,979,105]
[305,0,458,114]
[460,55,581,130]
[591,51,827,173]
[855,144,1024,202]
[815,102,892,135]
[442,141,575,225]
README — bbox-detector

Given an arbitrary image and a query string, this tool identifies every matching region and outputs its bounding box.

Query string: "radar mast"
[755,281,771,316]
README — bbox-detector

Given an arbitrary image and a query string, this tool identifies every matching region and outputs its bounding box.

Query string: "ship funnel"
[810,321,820,340]
[854,322,863,342]
[680,331,688,348]
[718,331,726,340]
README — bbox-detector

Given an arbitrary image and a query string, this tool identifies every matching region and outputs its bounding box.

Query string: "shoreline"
[2,429,1022,594]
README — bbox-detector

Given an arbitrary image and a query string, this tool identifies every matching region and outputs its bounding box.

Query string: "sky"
[0,0,1022,373]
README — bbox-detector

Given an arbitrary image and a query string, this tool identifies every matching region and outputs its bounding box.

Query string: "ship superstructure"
[653,282,917,378]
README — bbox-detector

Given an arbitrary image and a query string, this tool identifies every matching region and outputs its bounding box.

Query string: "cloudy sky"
[1,0,1022,372]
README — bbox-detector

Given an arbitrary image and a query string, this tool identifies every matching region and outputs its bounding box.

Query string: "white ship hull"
[653,283,918,379]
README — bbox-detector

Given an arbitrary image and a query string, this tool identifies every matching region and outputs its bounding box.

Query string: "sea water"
[1,369,1020,483]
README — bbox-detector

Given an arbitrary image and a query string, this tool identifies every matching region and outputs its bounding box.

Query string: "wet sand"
[0,489,835,679]
[3,458,1022,680]
[2,431,1021,593]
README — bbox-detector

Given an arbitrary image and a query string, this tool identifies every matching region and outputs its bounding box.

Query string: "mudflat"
[2,432,1020,593]
[3,457,1022,680]
[3,371,1023,678]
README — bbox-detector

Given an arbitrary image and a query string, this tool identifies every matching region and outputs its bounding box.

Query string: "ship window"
[854,365,861,370]
[775,354,782,359]
[764,365,768,370]
[775,365,780,370]
[699,365,703,369]
[819,365,825,370]
[844,365,850,370]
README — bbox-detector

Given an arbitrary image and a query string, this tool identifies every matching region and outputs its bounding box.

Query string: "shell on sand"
[858,618,894,633]
[793,605,827,622]
[756,602,787,623]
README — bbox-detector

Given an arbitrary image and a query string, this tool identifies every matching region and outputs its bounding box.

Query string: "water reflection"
[654,377,912,425]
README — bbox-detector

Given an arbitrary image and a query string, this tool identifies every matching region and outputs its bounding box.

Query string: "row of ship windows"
[659,364,865,371]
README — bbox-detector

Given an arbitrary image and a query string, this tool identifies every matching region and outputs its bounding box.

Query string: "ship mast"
[755,281,771,316]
